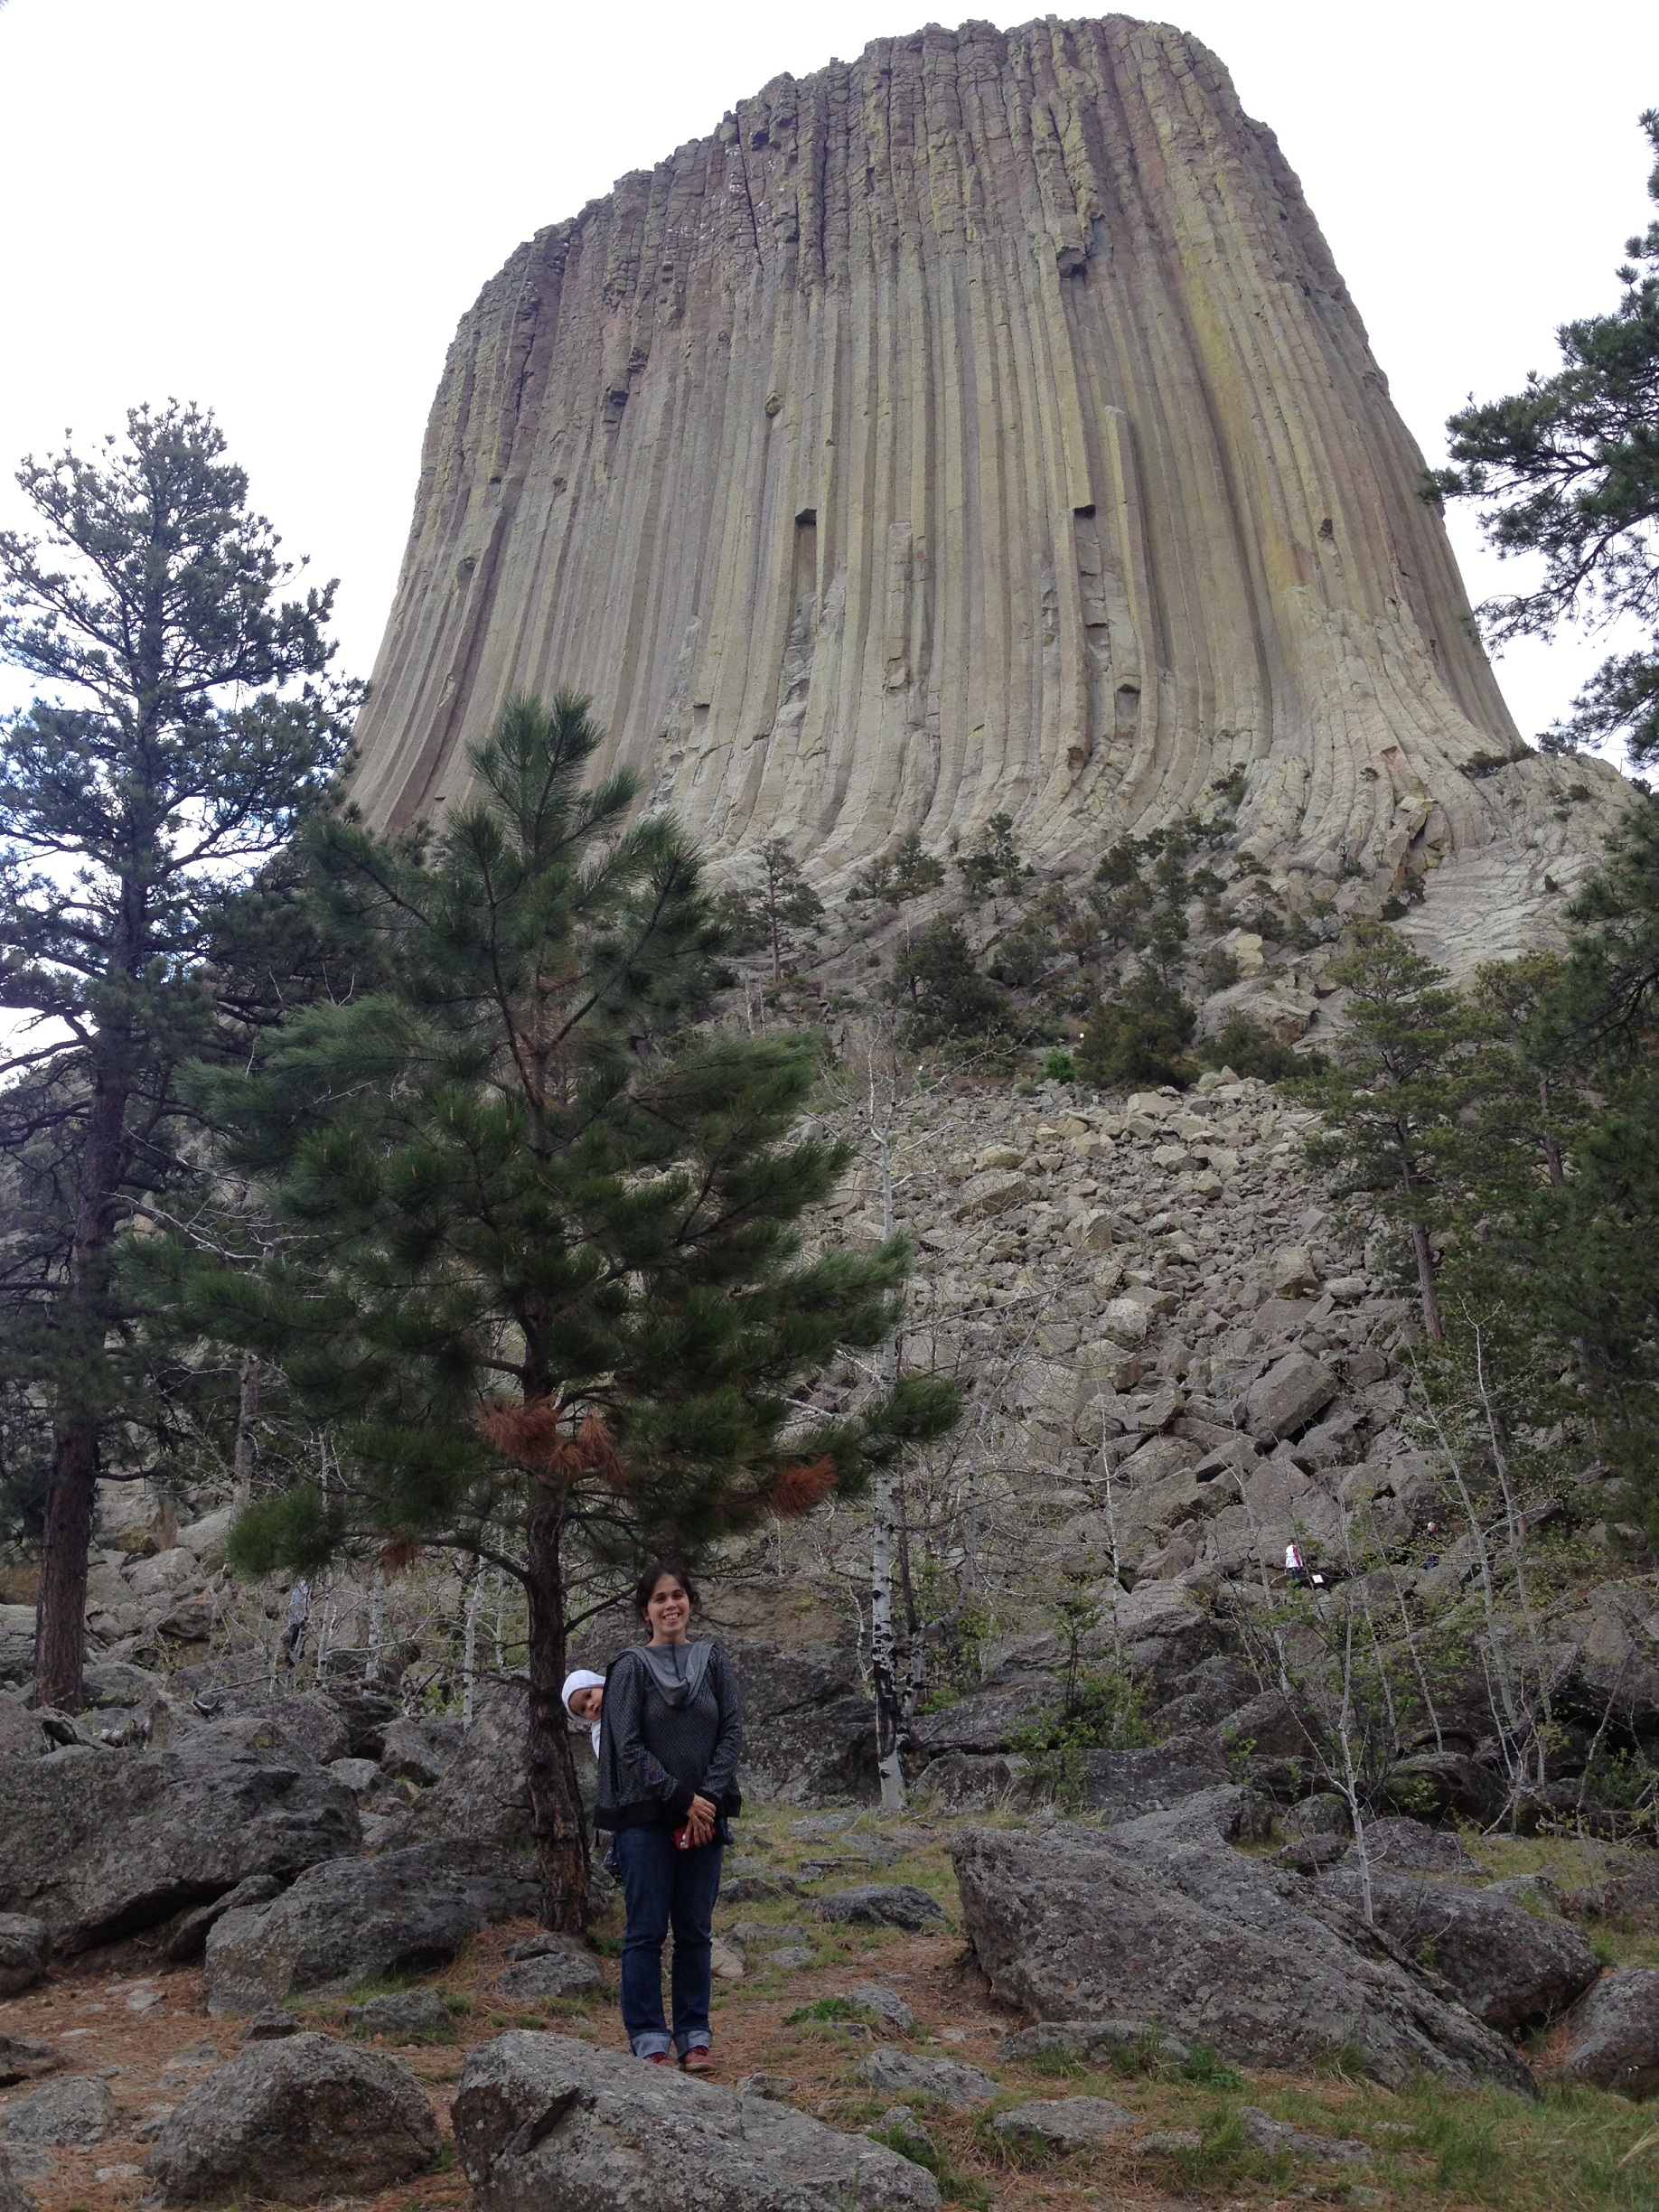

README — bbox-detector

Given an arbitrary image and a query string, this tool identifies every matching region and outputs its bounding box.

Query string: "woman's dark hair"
[633,1561,698,1617]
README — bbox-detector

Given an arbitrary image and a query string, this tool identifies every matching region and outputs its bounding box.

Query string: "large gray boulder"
[1074,1748,1234,1822]
[0,1610,33,1687]
[0,1917,48,2000]
[204,1839,538,2011]
[1241,1353,1338,1443]
[144,2032,437,2202]
[0,1721,359,1950]
[453,2031,940,2212]
[380,1716,464,1786]
[0,1698,44,1763]
[0,2147,35,2212]
[0,2076,115,2146]
[908,1682,1056,1759]
[1554,1968,1659,2098]
[0,2040,61,2090]
[729,1645,878,1804]
[377,1681,532,1852]
[951,1789,1534,2093]
[1311,1869,1598,2029]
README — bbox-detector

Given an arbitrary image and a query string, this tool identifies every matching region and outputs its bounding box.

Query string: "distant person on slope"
[593,1563,741,2071]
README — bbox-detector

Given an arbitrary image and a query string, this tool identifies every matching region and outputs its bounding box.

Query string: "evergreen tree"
[1075,970,1197,1089]
[849,832,946,906]
[955,812,1026,903]
[1429,112,1659,758]
[0,403,356,1708]
[1485,801,1659,1510]
[732,838,825,984]
[157,695,959,1926]
[1289,924,1495,1342]
[886,917,1023,1061]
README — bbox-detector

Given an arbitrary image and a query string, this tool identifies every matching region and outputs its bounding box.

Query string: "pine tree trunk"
[1409,1220,1444,1343]
[35,1069,130,1711]
[523,1486,591,1932]
[35,1417,98,1710]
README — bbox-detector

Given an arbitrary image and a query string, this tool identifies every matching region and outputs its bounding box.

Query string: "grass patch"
[784,1995,876,2026]
[869,2121,992,2209]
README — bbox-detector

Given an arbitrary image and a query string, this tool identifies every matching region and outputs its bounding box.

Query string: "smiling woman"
[595,1562,743,2072]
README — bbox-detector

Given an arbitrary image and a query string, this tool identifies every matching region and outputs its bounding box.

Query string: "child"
[562,1667,605,1755]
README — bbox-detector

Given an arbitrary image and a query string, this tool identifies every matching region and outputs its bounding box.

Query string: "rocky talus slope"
[344,14,1628,963]
[6,1068,1659,2202]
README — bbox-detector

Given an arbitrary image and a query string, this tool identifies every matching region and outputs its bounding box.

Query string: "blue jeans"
[612,1825,725,2057]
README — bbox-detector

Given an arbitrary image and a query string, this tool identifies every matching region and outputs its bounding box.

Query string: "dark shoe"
[643,2051,673,2066]
[680,2046,714,2074]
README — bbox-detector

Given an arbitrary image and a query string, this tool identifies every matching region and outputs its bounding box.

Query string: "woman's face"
[643,1574,691,1641]
[568,1686,603,1723]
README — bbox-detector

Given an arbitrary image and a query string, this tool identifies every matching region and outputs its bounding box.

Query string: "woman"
[594,1563,742,2070]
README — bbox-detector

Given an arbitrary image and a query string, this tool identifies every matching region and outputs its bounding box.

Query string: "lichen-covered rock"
[0,2148,34,2212]
[814,1886,942,1932]
[951,1791,1534,2092]
[1555,1968,1659,2098]
[0,1721,359,1950]
[496,1944,604,2001]
[0,1917,48,1999]
[203,1839,538,2011]
[0,2041,60,2091]
[855,2050,998,2111]
[453,2030,940,2212]
[374,1680,532,1851]
[144,2033,436,2203]
[992,2098,1136,2148]
[343,1991,451,2039]
[1311,1869,1598,2029]
[0,2076,114,2147]
[1242,1354,1338,1443]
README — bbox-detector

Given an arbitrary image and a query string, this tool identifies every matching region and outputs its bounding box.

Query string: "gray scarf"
[637,1638,714,1708]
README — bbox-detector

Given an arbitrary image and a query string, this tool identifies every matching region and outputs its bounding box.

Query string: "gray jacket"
[593,1640,743,1833]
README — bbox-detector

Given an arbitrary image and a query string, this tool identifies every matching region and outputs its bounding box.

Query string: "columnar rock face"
[349,14,1626,932]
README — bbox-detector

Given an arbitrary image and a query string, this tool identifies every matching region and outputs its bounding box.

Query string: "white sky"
[3,0,1656,755]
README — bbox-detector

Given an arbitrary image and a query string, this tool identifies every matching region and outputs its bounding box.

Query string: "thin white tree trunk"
[231,1352,259,1509]
[365,1571,385,1684]
[462,1565,483,1728]
[867,1084,906,1812]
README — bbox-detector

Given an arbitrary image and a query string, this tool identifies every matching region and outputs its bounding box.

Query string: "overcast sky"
[3,0,1655,755]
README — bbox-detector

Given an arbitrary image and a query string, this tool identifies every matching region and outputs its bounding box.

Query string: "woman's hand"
[685,1793,717,1845]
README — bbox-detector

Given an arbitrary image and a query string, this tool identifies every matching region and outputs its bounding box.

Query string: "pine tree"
[735,838,825,984]
[1289,924,1495,1342]
[1480,801,1659,1510]
[0,403,356,1707]
[886,917,1023,1062]
[1075,970,1197,1089]
[1429,112,1659,758]
[158,694,959,1927]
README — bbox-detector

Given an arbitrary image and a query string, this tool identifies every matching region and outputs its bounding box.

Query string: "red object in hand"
[670,1823,693,1851]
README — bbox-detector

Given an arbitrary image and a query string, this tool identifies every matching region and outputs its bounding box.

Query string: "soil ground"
[4,1807,1658,2212]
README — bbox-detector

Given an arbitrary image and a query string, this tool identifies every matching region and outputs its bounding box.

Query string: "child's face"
[569,1686,603,1723]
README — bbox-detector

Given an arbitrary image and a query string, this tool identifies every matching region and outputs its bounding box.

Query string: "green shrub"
[888,918,1025,1063]
[1076,970,1196,1086]
[1197,1013,1316,1082]
[1041,1047,1077,1082]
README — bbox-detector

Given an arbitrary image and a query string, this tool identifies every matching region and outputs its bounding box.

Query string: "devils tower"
[348,15,1626,956]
